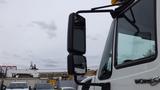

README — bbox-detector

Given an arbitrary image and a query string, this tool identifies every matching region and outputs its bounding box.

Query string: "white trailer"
[67,0,160,90]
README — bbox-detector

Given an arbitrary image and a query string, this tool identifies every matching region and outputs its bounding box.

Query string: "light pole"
[0,66,8,90]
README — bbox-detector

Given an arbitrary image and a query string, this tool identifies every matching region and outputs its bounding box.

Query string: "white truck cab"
[67,0,160,90]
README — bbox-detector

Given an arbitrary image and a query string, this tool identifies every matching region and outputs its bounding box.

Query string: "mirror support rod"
[74,75,110,88]
[76,0,138,17]
[91,3,125,10]
[76,9,114,14]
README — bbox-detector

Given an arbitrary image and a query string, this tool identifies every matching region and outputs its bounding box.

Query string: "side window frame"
[114,0,158,69]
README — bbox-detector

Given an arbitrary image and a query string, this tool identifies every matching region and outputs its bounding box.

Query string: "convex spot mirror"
[68,54,87,75]
[67,13,86,54]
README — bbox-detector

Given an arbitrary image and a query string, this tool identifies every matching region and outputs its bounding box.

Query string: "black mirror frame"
[67,13,86,54]
[67,54,87,75]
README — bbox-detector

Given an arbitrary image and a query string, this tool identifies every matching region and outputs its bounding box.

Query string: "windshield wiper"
[122,59,133,63]
[122,8,152,39]
[123,11,140,36]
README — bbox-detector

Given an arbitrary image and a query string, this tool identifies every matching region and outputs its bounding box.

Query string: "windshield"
[98,20,115,80]
[8,83,28,89]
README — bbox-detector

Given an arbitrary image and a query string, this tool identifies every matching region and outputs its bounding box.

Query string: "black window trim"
[114,0,158,69]
[97,20,117,80]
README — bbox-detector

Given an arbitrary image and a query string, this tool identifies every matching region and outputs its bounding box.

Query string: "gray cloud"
[44,63,57,68]
[12,54,21,58]
[31,58,59,69]
[5,52,59,69]
[46,30,56,39]
[87,35,98,40]
[0,0,7,4]
[87,55,99,59]
[86,55,100,69]
[32,21,57,39]
[42,59,58,64]
[32,21,56,30]
[0,51,23,60]
[1,51,10,56]
[0,25,3,28]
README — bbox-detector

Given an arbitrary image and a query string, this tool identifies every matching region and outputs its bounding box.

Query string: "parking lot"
[1,78,47,88]
[1,78,77,90]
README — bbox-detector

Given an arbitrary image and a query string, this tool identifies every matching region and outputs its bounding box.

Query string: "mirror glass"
[73,55,87,75]
[67,13,86,54]
[67,54,87,75]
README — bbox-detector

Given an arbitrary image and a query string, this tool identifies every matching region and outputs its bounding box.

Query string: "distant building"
[0,65,17,71]
[0,65,17,78]
[7,69,39,78]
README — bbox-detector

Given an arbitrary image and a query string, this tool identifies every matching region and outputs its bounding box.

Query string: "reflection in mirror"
[73,55,87,75]
[67,54,87,75]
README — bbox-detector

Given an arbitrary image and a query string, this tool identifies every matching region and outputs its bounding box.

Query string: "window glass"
[116,0,156,66]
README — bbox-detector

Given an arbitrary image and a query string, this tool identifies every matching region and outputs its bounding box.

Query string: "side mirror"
[68,54,87,75]
[2,86,6,90]
[29,86,32,90]
[67,13,86,54]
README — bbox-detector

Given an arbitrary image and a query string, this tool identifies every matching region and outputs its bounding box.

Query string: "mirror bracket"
[91,3,125,11]
[75,0,138,18]
[76,9,116,18]
[74,75,110,89]
[76,9,114,14]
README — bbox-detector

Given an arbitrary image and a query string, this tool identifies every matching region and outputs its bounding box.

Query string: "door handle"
[135,76,160,86]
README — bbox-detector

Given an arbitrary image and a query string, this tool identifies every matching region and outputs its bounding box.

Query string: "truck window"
[115,0,157,68]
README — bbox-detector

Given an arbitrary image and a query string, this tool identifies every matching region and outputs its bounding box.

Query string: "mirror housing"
[29,86,32,90]
[67,54,87,75]
[67,13,86,54]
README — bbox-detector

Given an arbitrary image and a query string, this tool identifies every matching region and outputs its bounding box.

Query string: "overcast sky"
[0,0,112,71]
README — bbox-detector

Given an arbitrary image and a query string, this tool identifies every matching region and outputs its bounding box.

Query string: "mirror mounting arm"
[76,9,115,18]
[75,0,138,18]
[91,2,125,11]
[74,75,110,88]
[76,9,114,14]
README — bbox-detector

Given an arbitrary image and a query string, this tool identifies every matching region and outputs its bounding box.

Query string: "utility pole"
[0,67,7,90]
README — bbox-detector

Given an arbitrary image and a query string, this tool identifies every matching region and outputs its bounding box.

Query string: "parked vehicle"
[34,83,54,90]
[60,87,75,90]
[77,76,95,90]
[67,0,160,90]
[6,82,30,90]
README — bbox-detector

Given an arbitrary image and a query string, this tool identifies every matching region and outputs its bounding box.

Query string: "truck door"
[95,0,160,90]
